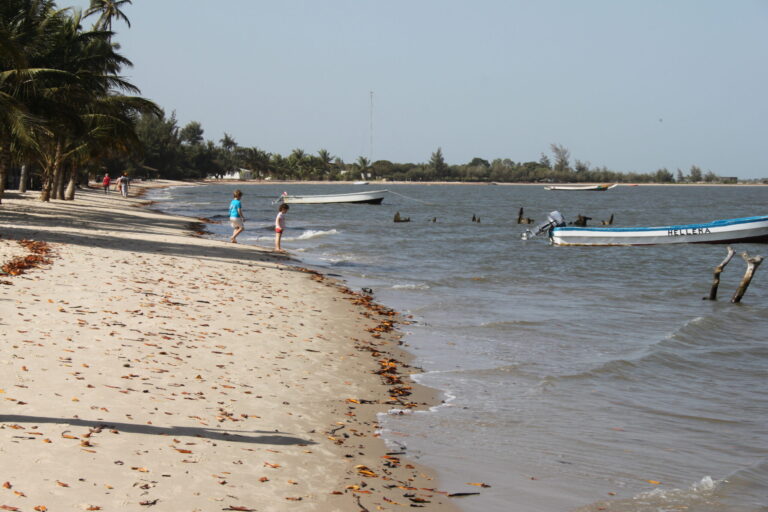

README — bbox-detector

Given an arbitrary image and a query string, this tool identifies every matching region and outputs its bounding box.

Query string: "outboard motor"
[521,211,566,240]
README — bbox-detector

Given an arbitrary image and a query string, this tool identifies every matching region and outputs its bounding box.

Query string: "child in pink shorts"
[274,203,289,252]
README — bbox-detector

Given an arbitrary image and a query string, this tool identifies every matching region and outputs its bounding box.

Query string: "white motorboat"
[277,190,387,205]
[550,215,768,246]
[544,183,617,191]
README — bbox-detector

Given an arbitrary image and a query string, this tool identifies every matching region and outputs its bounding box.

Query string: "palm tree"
[84,0,132,31]
[317,148,333,166]
[63,94,159,199]
[1,1,157,202]
[288,148,307,179]
[179,121,203,145]
[0,0,63,203]
[220,133,237,151]
[316,148,334,179]
[269,153,288,180]
[31,12,133,200]
[217,133,238,176]
[30,7,156,200]
[238,146,270,177]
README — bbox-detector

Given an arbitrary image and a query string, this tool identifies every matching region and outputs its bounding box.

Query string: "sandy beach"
[0,183,461,511]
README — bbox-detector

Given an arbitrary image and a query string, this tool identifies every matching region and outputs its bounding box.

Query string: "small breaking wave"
[576,476,723,512]
[391,283,431,290]
[293,229,338,240]
[632,476,721,510]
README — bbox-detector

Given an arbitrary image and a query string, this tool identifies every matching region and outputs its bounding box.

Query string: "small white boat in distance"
[551,215,768,246]
[353,181,369,185]
[545,183,617,191]
[278,190,387,205]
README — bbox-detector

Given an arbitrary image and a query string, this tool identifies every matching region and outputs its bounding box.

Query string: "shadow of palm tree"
[0,190,299,267]
[0,414,316,446]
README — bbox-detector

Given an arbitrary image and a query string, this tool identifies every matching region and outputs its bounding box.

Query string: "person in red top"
[102,173,111,194]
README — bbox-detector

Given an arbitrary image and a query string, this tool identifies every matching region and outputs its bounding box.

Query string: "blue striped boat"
[551,215,768,246]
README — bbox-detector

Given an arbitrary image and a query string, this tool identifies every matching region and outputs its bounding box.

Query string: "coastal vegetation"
[0,1,740,203]
[51,108,738,186]
[0,0,157,203]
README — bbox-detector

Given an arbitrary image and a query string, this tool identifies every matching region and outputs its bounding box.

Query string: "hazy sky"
[71,0,767,178]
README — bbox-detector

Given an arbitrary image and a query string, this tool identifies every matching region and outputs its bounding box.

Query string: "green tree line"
[96,114,728,185]
[1,2,731,203]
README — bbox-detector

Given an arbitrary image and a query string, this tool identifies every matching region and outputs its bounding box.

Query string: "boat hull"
[281,190,386,205]
[544,184,616,191]
[551,215,768,246]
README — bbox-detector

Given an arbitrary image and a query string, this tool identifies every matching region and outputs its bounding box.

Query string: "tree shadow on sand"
[0,192,301,269]
[0,415,316,446]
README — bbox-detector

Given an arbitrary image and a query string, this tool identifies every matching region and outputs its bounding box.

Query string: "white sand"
[0,184,458,511]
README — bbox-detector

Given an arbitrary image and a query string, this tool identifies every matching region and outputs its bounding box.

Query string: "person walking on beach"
[229,189,245,243]
[102,173,111,194]
[118,173,130,197]
[274,203,288,252]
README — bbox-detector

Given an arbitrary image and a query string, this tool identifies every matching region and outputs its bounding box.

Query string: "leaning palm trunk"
[64,161,78,200]
[19,165,28,193]
[39,166,54,201]
[39,142,63,202]
[57,164,68,199]
[0,145,9,204]
[52,159,65,199]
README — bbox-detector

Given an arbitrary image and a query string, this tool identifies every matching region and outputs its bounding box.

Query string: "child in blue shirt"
[229,190,245,243]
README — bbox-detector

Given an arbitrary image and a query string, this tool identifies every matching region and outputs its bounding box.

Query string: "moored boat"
[544,183,617,191]
[550,215,768,246]
[277,190,387,205]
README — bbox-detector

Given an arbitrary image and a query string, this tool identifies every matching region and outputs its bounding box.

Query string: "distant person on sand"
[102,173,111,194]
[229,189,245,243]
[274,203,289,252]
[119,173,130,197]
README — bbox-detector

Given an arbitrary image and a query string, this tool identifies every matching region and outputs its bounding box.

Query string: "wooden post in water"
[393,211,410,223]
[706,246,735,300]
[731,252,763,303]
[572,214,592,227]
[517,207,534,224]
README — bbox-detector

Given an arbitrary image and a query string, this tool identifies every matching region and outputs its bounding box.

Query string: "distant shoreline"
[198,179,766,187]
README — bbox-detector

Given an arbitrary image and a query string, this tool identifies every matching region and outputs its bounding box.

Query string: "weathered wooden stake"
[517,207,534,224]
[731,252,763,303]
[571,214,592,227]
[705,245,735,300]
[393,211,410,223]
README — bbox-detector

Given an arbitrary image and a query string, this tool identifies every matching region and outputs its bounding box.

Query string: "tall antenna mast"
[369,91,374,162]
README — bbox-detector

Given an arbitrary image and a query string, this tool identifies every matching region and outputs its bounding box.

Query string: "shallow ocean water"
[149,183,768,511]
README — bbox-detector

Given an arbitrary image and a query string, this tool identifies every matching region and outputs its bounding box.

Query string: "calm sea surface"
[148,184,768,512]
